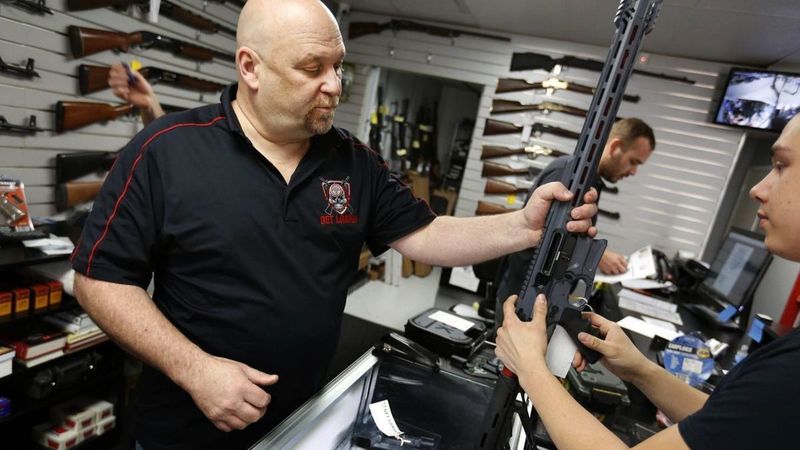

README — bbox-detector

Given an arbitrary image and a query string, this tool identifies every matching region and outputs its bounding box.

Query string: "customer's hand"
[599,250,628,275]
[495,294,551,377]
[577,312,651,382]
[186,355,279,431]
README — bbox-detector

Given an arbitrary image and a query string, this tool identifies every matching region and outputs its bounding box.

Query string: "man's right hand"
[108,63,164,125]
[577,312,653,383]
[599,249,628,274]
[185,355,279,432]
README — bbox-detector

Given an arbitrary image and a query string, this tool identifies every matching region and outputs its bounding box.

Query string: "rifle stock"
[484,118,580,139]
[481,161,532,178]
[475,200,517,216]
[55,180,104,211]
[56,151,117,184]
[56,101,135,133]
[484,179,528,195]
[68,26,139,58]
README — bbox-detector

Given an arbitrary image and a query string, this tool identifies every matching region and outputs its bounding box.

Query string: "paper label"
[428,310,473,332]
[545,325,575,378]
[369,400,403,438]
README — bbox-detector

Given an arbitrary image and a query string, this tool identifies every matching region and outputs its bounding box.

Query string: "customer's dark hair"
[610,117,655,150]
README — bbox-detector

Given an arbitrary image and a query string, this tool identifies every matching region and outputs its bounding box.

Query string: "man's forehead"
[774,115,800,155]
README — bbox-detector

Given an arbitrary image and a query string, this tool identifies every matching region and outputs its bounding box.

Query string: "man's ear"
[607,137,625,157]
[237,47,260,90]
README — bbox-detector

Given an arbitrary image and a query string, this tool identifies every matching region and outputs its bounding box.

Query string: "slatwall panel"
[0,0,241,217]
[342,10,745,257]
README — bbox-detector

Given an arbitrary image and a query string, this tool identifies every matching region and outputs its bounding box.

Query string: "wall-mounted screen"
[714,68,800,132]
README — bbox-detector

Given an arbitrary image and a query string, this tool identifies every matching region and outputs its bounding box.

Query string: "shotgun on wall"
[495,77,641,103]
[348,19,510,42]
[480,144,568,160]
[66,0,236,37]
[78,64,226,95]
[483,118,580,139]
[510,50,693,84]
[67,26,235,63]
[476,1,665,447]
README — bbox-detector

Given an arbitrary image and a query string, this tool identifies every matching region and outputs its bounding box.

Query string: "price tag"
[369,400,403,438]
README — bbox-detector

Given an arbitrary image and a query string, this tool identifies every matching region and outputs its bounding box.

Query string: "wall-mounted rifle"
[481,144,568,161]
[0,57,40,79]
[496,77,640,103]
[66,0,236,37]
[78,64,226,95]
[349,19,510,42]
[68,26,235,63]
[511,50,693,84]
[483,118,580,140]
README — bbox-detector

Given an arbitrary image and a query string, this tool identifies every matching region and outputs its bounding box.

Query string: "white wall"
[341,10,747,259]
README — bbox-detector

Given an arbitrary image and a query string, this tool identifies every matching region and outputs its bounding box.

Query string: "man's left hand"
[524,182,598,242]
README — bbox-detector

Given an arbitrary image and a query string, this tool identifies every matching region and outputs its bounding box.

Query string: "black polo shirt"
[71,84,435,450]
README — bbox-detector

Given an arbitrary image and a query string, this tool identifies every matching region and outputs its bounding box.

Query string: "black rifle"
[483,118,580,140]
[511,50,694,84]
[78,64,226,95]
[6,0,53,14]
[66,0,236,37]
[56,151,116,184]
[0,57,40,78]
[368,86,384,152]
[0,115,44,134]
[491,99,589,118]
[67,26,235,63]
[496,77,640,103]
[349,19,510,42]
[480,144,567,160]
[392,99,410,161]
[477,1,664,448]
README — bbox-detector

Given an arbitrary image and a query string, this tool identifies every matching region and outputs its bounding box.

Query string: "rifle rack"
[0,57,40,78]
[0,115,45,134]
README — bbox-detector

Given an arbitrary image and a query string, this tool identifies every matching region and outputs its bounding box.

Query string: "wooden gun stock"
[483,118,522,136]
[68,26,142,58]
[77,64,111,95]
[481,161,539,178]
[481,144,567,160]
[484,179,528,195]
[475,201,518,216]
[56,101,135,133]
[174,43,215,61]
[55,180,104,211]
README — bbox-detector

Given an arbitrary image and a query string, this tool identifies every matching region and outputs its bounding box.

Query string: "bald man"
[71,1,598,448]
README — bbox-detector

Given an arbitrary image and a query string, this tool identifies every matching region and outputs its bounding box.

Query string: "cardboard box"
[86,399,114,421]
[30,283,49,310]
[0,290,11,317]
[47,280,63,305]
[51,401,96,431]
[11,286,29,315]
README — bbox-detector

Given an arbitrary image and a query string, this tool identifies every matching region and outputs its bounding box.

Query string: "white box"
[32,422,79,450]
[51,401,96,431]
[77,424,97,444]
[96,415,116,436]
[86,399,114,422]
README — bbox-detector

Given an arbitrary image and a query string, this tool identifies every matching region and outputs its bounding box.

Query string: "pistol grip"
[559,308,602,364]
